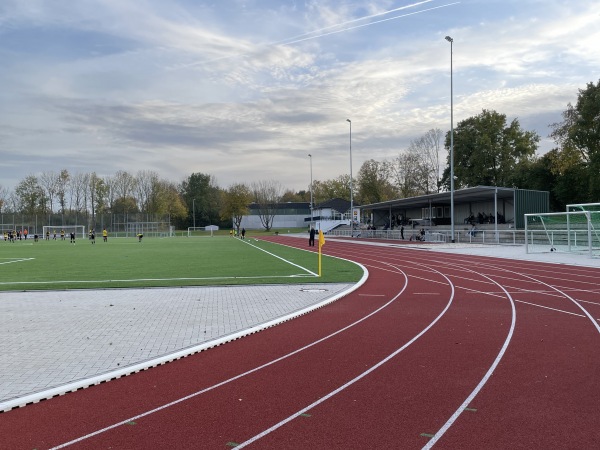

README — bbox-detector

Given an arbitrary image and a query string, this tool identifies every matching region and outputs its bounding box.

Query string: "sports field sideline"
[0,234,362,291]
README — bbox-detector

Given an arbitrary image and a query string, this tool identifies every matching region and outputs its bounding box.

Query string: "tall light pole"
[445,35,455,243]
[308,153,313,225]
[346,119,353,238]
[192,198,196,229]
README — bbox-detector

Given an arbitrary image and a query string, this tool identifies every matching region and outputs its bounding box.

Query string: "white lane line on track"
[422,265,517,450]
[514,299,586,317]
[234,264,455,449]
[290,239,570,447]
[50,262,405,449]
[339,247,517,448]
[479,262,600,335]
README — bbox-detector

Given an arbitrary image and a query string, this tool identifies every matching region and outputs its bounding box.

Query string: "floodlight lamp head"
[346,119,351,123]
[445,36,453,43]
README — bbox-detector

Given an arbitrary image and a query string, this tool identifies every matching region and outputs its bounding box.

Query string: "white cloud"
[1,0,599,194]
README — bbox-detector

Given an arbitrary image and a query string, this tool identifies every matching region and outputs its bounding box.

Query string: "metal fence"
[0,213,172,237]
[328,228,526,245]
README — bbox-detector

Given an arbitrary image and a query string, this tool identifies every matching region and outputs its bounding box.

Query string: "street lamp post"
[346,119,353,238]
[308,154,313,225]
[445,35,455,243]
[192,198,196,229]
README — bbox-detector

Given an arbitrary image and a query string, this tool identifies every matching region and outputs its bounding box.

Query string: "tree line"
[1,80,598,229]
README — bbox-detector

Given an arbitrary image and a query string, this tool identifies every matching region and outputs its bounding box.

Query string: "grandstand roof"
[361,186,520,211]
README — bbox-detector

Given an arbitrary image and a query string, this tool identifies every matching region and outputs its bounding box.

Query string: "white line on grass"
[241,239,318,277]
[0,274,314,287]
[0,258,35,265]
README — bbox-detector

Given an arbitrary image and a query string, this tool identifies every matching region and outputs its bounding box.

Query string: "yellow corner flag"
[318,230,325,277]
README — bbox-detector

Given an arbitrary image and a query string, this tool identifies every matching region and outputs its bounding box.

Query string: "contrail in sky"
[175,1,460,69]
[278,2,461,46]
[273,0,437,45]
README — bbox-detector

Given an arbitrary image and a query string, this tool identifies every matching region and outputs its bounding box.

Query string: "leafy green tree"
[312,175,351,204]
[180,173,222,227]
[56,169,70,214]
[0,184,8,213]
[356,159,397,204]
[442,109,539,189]
[112,196,139,214]
[15,175,46,216]
[280,190,308,203]
[88,172,108,227]
[148,179,187,221]
[221,183,252,233]
[511,152,560,210]
[550,79,600,200]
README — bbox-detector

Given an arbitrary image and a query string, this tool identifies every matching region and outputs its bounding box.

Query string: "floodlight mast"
[346,119,353,238]
[445,35,455,243]
[308,154,313,224]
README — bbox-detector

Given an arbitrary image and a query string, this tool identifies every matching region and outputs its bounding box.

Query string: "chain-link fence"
[0,213,172,238]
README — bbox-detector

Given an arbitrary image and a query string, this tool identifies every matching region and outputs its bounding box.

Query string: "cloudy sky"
[1,0,599,194]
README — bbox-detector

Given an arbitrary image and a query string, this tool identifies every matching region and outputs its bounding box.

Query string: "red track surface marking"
[2,236,600,449]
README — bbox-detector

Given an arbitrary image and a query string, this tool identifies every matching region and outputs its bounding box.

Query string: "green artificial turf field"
[0,235,362,291]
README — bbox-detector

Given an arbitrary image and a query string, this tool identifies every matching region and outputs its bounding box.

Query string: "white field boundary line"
[234,262,455,449]
[0,258,34,266]
[241,239,318,277]
[0,274,313,287]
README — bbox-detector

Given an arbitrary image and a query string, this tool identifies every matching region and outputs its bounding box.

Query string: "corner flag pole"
[318,230,325,277]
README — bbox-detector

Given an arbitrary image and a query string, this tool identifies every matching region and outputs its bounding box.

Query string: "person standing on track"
[309,226,316,246]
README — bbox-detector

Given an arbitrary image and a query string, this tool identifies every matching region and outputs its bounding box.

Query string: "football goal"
[525,210,600,258]
[42,225,87,240]
[187,225,219,237]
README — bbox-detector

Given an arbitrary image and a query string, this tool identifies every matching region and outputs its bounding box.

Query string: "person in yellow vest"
[103,228,108,242]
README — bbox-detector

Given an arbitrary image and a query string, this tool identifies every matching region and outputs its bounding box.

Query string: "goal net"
[42,225,87,240]
[187,225,219,237]
[525,211,600,258]
[567,202,600,213]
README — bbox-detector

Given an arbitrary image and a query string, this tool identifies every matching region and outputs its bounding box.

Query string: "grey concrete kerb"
[1,265,367,412]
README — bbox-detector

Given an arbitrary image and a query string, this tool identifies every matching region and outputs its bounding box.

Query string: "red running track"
[1,237,599,449]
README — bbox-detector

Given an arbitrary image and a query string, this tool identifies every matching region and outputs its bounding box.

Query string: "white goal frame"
[42,225,87,240]
[525,211,600,258]
[187,225,219,237]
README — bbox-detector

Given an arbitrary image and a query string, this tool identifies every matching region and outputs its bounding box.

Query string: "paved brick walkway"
[0,284,352,409]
